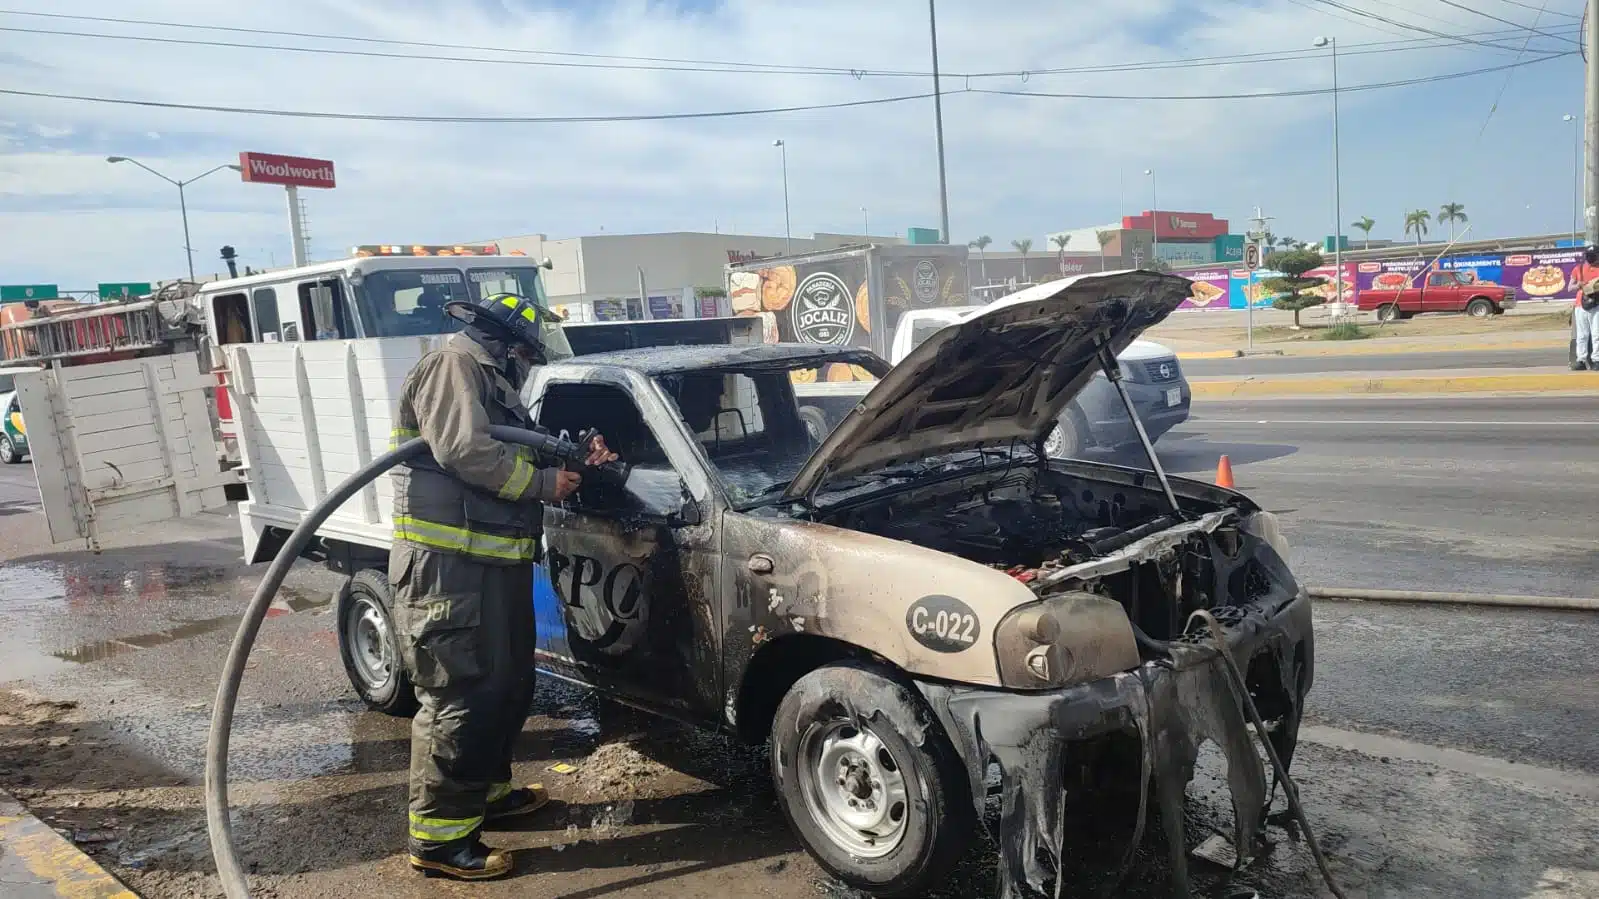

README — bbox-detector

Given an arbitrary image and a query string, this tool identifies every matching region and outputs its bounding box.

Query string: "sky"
[0,0,1587,287]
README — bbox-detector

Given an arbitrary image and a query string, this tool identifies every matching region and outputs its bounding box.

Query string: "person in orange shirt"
[1572,246,1599,371]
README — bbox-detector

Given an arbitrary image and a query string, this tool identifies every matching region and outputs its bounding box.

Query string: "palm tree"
[968,235,992,283]
[1351,216,1376,249]
[1276,236,1298,250]
[1095,230,1115,271]
[1404,209,1431,245]
[1012,238,1033,281]
[1050,234,1071,276]
[1438,202,1467,241]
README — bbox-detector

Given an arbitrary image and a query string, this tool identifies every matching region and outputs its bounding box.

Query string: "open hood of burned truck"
[782,270,1192,502]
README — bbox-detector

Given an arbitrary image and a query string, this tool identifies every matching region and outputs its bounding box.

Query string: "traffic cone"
[1215,455,1235,489]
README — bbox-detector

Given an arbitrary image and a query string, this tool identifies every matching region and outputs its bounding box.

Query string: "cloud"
[0,0,1582,286]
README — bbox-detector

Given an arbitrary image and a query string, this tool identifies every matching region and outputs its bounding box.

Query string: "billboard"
[1440,254,1505,288]
[1502,249,1585,302]
[1354,258,1432,292]
[1181,269,1230,310]
[239,151,336,189]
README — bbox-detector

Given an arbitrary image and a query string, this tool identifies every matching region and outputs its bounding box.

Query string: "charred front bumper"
[915,588,1313,899]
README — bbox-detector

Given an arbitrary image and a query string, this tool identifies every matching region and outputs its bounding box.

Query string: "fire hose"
[204,426,626,899]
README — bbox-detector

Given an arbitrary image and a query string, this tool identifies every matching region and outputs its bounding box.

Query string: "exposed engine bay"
[815,460,1285,649]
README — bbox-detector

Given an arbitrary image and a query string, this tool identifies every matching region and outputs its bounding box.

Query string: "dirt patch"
[574,740,699,801]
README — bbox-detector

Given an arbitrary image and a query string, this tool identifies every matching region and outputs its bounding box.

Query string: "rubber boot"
[409,838,514,880]
[486,784,550,823]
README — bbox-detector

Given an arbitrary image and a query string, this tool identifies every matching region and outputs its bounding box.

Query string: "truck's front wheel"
[1466,298,1495,318]
[336,569,418,717]
[770,662,973,898]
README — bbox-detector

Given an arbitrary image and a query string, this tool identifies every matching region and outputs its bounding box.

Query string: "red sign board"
[1122,210,1228,241]
[239,151,336,189]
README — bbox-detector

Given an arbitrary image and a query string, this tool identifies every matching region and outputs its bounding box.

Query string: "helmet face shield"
[539,315,574,362]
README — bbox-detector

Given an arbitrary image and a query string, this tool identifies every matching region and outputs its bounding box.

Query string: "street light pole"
[773,139,791,253]
[1587,0,1598,243]
[1143,169,1158,263]
[107,156,241,281]
[1567,114,1582,243]
[861,206,869,236]
[1316,36,1345,311]
[928,0,951,243]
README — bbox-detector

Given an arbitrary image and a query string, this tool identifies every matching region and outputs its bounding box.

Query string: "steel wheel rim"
[1043,424,1069,458]
[797,719,910,859]
[1470,303,1490,318]
[347,596,394,691]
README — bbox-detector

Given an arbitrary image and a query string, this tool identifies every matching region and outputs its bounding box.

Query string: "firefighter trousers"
[391,545,536,848]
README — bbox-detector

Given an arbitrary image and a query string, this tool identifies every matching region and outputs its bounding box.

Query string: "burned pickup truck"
[338,271,1313,897]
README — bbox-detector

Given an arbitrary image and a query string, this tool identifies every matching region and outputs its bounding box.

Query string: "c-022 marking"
[905,594,981,653]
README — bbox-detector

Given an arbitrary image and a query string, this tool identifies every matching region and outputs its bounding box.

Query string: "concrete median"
[1191,369,1595,398]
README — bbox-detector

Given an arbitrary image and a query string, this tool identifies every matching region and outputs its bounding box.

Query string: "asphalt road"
[3,398,1599,898]
[1151,394,1599,598]
[1181,344,1569,376]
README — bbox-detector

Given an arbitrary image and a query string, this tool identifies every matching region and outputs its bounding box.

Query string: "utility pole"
[1588,0,1598,244]
[928,0,951,243]
[1249,207,1275,351]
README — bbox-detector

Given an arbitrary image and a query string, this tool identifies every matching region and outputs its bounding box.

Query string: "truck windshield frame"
[350,264,552,339]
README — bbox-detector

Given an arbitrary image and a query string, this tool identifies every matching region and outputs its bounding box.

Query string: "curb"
[1190,371,1596,398]
[1309,587,1599,612]
[1172,335,1568,361]
[0,791,137,898]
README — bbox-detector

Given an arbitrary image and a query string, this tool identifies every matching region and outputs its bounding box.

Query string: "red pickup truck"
[1358,269,1518,321]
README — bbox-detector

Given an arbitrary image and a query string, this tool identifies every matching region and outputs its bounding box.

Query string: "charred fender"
[720,511,1041,687]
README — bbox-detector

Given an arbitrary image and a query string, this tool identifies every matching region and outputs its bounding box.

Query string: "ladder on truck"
[0,300,189,365]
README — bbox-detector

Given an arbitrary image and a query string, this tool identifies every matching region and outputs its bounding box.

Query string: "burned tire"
[0,435,21,464]
[336,568,417,717]
[770,662,973,898]
[1466,298,1495,318]
[1374,303,1402,323]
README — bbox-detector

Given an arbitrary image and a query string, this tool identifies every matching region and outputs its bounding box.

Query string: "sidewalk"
[1190,365,1595,398]
[0,791,137,898]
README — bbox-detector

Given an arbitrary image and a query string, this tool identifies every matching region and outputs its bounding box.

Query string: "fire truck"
[7,244,774,548]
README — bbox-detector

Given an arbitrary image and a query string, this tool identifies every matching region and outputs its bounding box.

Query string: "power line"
[975,50,1573,100]
[1310,0,1566,49]
[0,7,1575,83]
[0,25,931,78]
[0,87,939,123]
[1483,0,1579,16]
[1,52,1572,125]
[0,18,1576,88]
[991,23,1577,77]
[1427,0,1578,43]
[0,8,925,78]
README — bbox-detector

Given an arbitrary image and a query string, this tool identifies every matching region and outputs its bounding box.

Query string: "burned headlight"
[994,591,1140,689]
[1240,511,1291,565]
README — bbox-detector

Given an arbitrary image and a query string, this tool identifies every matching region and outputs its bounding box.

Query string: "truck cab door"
[1423,271,1455,313]
[529,369,723,720]
[15,355,235,549]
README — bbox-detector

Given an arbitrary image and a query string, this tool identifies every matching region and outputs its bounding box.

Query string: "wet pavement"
[4,462,1599,897]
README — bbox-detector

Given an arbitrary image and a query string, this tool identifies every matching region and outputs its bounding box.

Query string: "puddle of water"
[0,556,330,682]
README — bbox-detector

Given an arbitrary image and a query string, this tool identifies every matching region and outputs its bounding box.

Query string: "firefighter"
[389,291,613,880]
